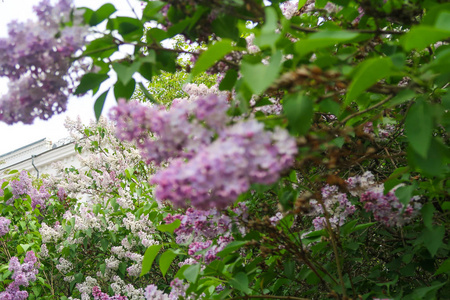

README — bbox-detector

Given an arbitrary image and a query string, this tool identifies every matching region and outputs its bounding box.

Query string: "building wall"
[0,138,80,179]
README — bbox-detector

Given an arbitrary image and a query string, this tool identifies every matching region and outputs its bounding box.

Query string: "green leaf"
[89,4,116,26]
[408,138,449,177]
[191,39,234,77]
[114,78,136,99]
[100,239,109,252]
[388,89,416,107]
[94,90,108,121]
[421,203,435,229]
[219,69,238,91]
[283,94,314,135]
[184,263,201,283]
[143,1,166,21]
[254,7,279,48]
[409,281,446,299]
[157,219,181,233]
[84,36,117,59]
[422,226,445,257]
[140,244,163,277]
[117,17,143,41]
[405,99,433,158]
[99,263,106,275]
[113,61,142,85]
[159,249,178,277]
[241,51,282,95]
[401,25,450,52]
[217,241,248,258]
[345,57,392,105]
[17,243,33,255]
[434,258,450,276]
[74,73,109,95]
[347,222,376,235]
[295,31,360,57]
[394,185,414,206]
[229,272,250,293]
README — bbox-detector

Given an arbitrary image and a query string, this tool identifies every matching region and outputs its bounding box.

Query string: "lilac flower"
[9,171,50,209]
[152,120,297,209]
[0,0,88,124]
[92,286,128,300]
[144,279,194,300]
[0,217,11,236]
[310,184,356,230]
[360,189,421,227]
[110,96,228,165]
[165,204,247,264]
[0,251,39,299]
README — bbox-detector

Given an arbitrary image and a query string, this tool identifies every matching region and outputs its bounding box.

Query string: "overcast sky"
[0,0,142,155]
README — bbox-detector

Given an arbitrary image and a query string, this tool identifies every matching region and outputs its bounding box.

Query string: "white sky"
[0,0,142,155]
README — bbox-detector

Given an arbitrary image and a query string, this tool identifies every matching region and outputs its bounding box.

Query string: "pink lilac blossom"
[164,204,247,264]
[346,172,422,227]
[0,0,88,124]
[152,120,297,209]
[360,189,421,227]
[0,251,39,299]
[0,217,11,236]
[92,286,128,300]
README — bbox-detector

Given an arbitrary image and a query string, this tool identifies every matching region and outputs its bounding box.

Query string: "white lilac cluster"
[76,276,99,300]
[0,216,11,236]
[52,117,143,203]
[122,213,155,235]
[56,257,73,274]
[164,203,247,264]
[310,185,356,230]
[39,222,64,243]
[251,96,282,115]
[347,172,422,227]
[0,251,39,299]
[245,34,260,54]
[0,0,88,124]
[280,0,340,20]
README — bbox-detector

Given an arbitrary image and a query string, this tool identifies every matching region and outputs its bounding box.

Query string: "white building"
[0,138,80,179]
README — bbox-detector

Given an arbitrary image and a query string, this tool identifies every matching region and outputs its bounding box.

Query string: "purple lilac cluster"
[310,185,356,230]
[0,0,88,124]
[164,204,247,264]
[111,95,297,209]
[152,120,297,209]
[9,171,50,209]
[360,189,421,227]
[0,251,40,299]
[0,217,11,237]
[346,172,421,227]
[144,278,195,300]
[92,286,128,300]
[110,95,228,165]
